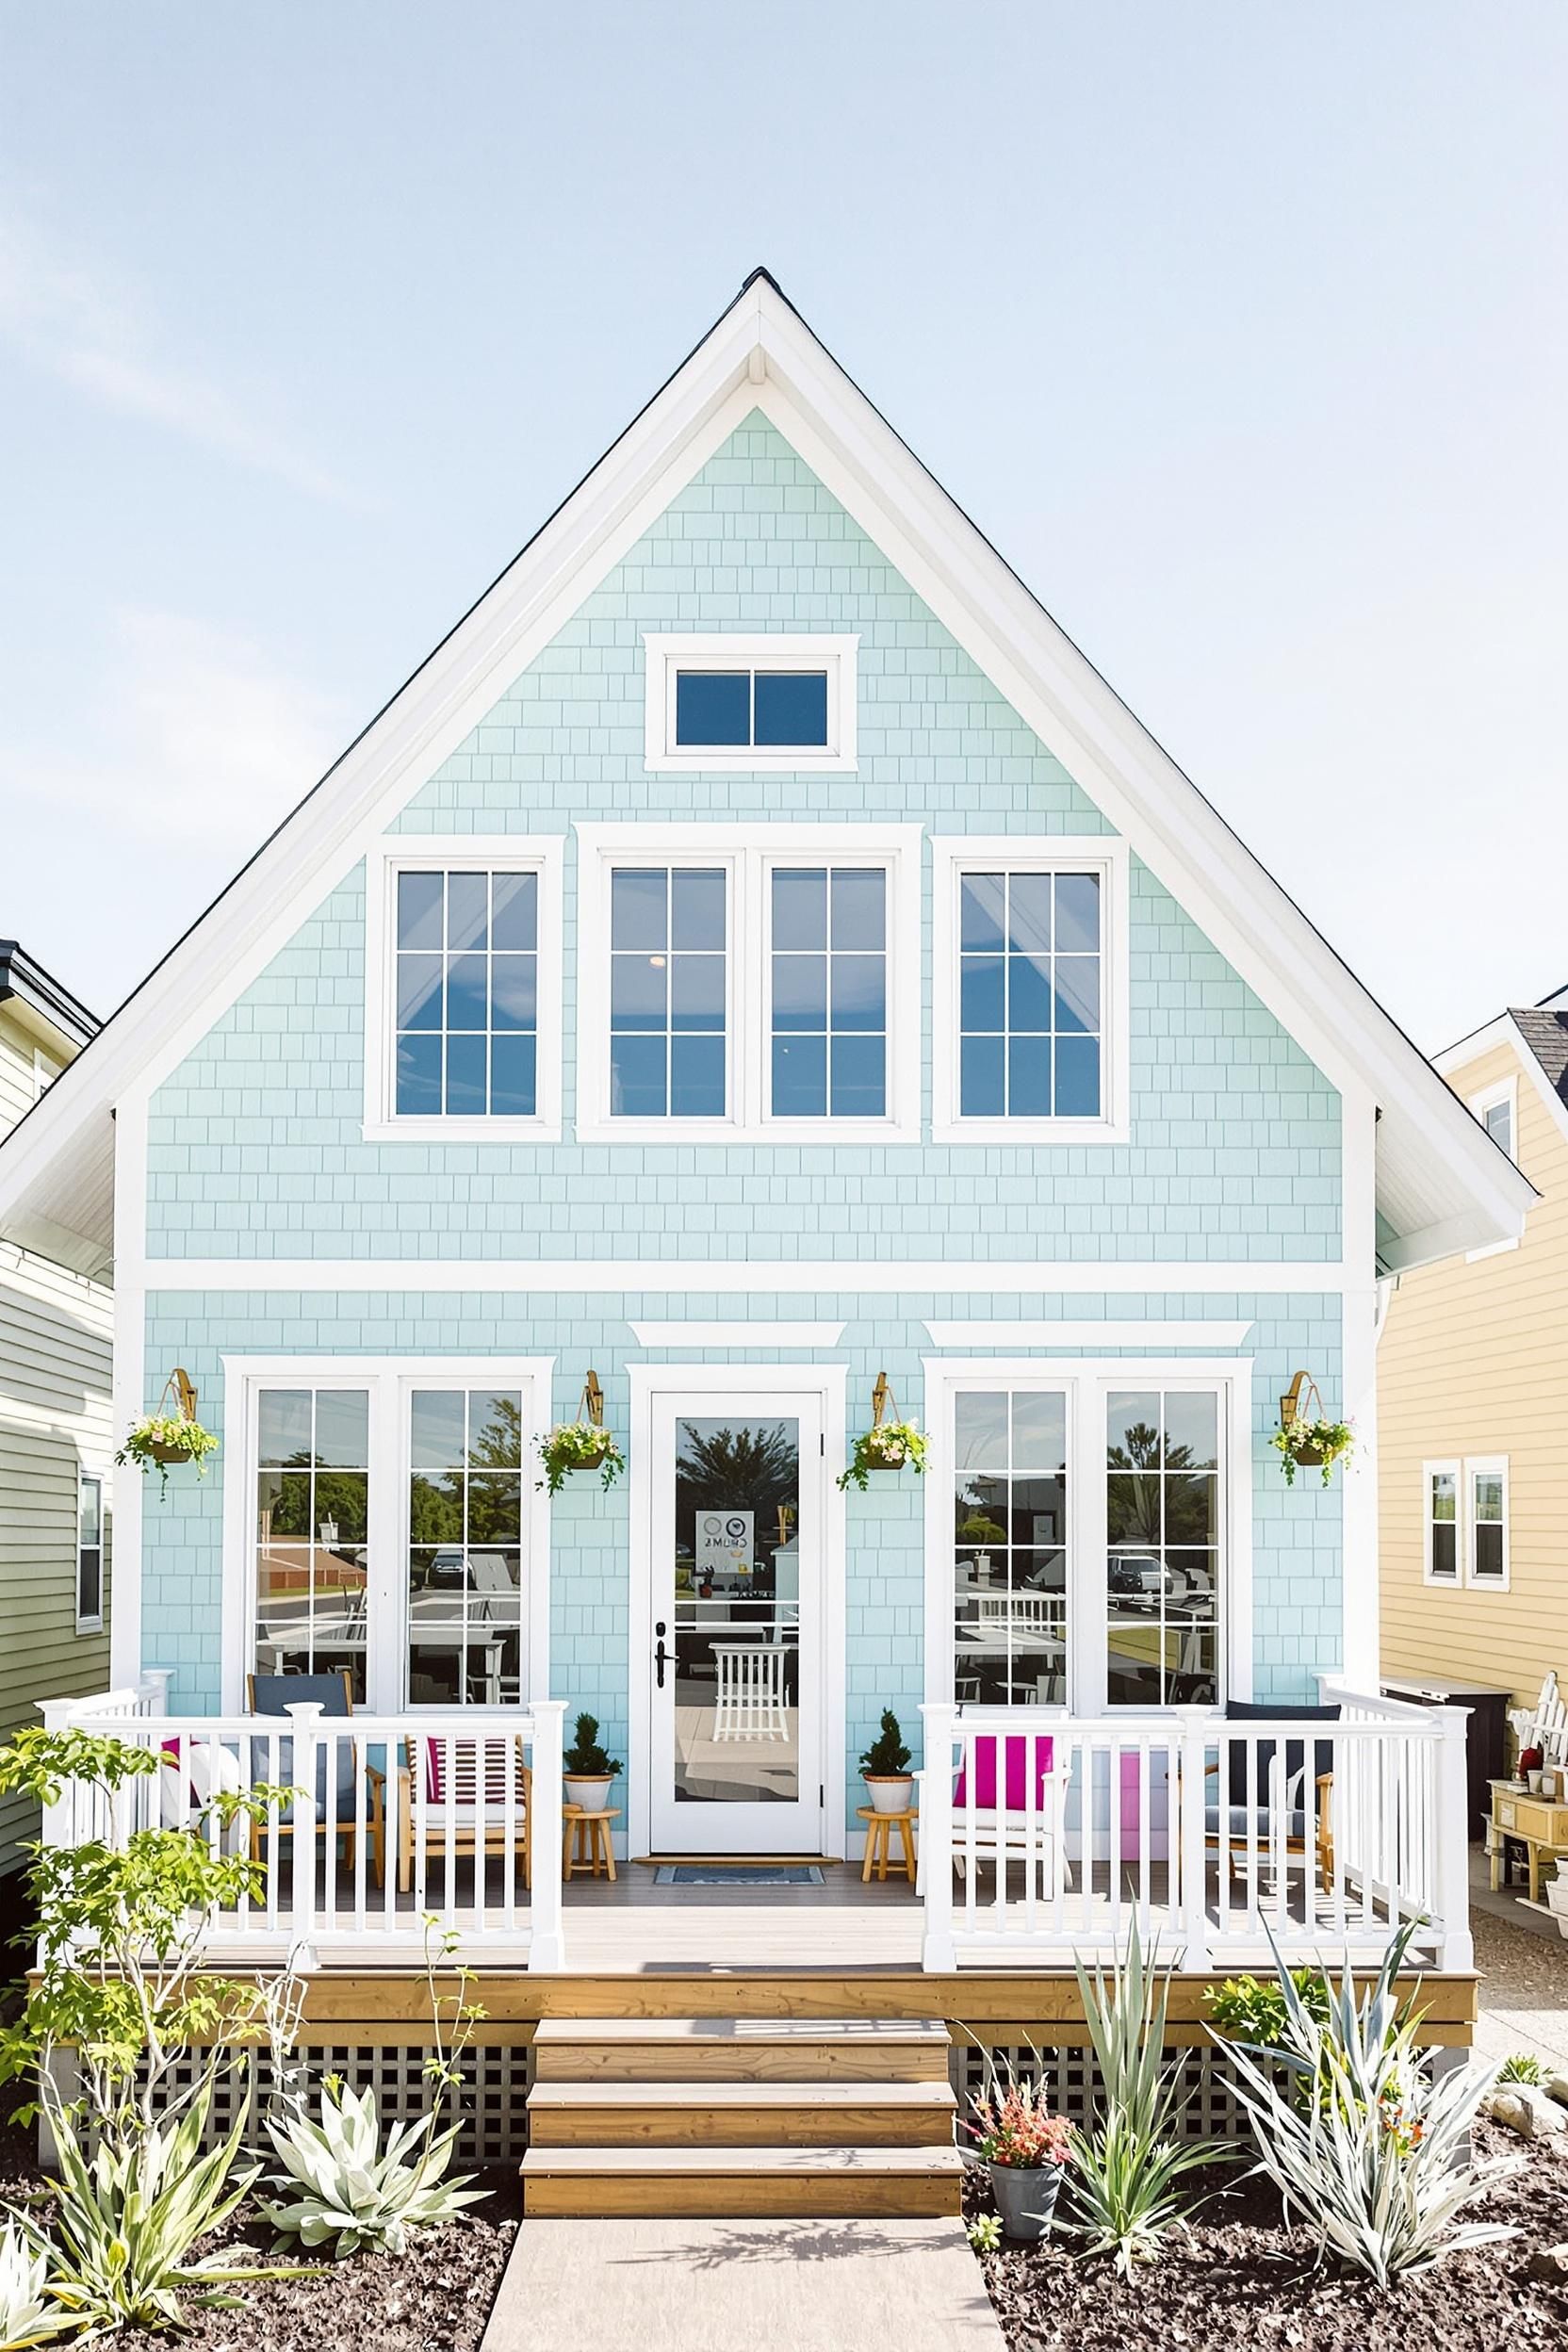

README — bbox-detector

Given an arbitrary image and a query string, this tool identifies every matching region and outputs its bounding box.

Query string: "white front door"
[647,1384,826,1854]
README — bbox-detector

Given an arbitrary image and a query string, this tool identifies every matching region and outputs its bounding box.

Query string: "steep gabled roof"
[0,269,1534,1280]
[0,939,99,1051]
[1436,992,1568,1157]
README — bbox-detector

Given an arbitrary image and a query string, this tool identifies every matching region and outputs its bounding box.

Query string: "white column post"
[285,1701,322,1968]
[528,1700,566,1972]
[919,1703,958,1974]
[1431,1704,1474,1972]
[139,1668,174,1716]
[1177,1707,1213,1970]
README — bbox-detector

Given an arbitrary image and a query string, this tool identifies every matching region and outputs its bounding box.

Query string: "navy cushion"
[1223,1700,1339,1806]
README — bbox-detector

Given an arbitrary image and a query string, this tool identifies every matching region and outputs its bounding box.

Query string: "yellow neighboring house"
[0,939,113,1874]
[1380,984,1568,1714]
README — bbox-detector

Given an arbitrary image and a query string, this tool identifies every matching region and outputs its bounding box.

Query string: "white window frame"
[1465,1454,1510,1590]
[75,1469,105,1634]
[1471,1074,1518,1165]
[33,1048,61,1103]
[220,1356,554,1712]
[362,836,564,1144]
[921,1356,1251,1715]
[1420,1458,1462,1585]
[930,835,1131,1145]
[576,823,921,1143]
[643,634,858,774]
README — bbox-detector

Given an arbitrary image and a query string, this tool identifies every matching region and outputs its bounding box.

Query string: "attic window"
[644,635,857,773]
[1471,1076,1517,1164]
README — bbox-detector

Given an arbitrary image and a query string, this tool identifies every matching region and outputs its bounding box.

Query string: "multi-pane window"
[394,868,539,1119]
[76,1472,104,1631]
[408,1389,523,1706]
[609,867,727,1119]
[951,1390,1069,1707]
[957,870,1102,1119]
[253,1389,370,1699]
[676,668,829,751]
[1470,1462,1508,1584]
[1105,1389,1221,1707]
[770,867,887,1119]
[1425,1465,1459,1582]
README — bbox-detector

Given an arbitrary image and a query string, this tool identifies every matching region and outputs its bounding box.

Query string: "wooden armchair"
[1206,1701,1339,1884]
[398,1732,532,1895]
[246,1669,386,1886]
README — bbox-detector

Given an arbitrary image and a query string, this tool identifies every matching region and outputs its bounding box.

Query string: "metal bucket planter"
[988,2161,1062,2242]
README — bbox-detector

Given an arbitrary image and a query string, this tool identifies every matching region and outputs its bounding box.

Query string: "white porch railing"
[37,1686,566,1971]
[919,1682,1472,1974]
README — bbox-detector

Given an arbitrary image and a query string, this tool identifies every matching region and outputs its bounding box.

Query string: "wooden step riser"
[529,2103,954,2148]
[523,2175,963,2219]
[532,2045,953,2083]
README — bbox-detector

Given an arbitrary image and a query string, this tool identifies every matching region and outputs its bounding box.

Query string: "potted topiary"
[563,1712,623,1813]
[963,2060,1072,2243]
[859,1708,914,1814]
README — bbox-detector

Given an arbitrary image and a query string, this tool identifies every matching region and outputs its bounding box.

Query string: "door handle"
[654,1621,670,1690]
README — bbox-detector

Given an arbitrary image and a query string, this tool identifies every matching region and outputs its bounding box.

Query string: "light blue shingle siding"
[136,411,1348,1817]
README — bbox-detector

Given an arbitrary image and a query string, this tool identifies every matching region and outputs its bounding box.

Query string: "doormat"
[653,1864,826,1887]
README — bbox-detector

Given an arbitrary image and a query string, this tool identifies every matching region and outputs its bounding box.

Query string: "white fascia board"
[139,1257,1352,1295]
[629,1321,847,1347]
[923,1319,1253,1348]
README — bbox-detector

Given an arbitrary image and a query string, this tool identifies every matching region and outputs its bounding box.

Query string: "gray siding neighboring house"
[0,941,112,1871]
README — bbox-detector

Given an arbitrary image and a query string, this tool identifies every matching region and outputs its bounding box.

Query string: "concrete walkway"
[481,2216,1005,2352]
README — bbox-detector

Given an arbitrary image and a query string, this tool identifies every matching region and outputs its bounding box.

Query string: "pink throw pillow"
[953,1734,1054,1810]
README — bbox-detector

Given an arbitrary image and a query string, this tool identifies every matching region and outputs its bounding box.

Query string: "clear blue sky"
[2,1,1563,1048]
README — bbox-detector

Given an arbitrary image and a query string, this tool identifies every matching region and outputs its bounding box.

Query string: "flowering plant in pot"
[964,2058,1072,2242]
[116,1413,220,1494]
[1272,1413,1354,1488]
[535,1422,625,1496]
[838,1419,928,1494]
[859,1708,914,1814]
[563,1712,623,1812]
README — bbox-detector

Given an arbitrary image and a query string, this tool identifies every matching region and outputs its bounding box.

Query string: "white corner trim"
[642,633,858,773]
[629,1320,847,1347]
[137,1257,1356,1295]
[923,1319,1254,1348]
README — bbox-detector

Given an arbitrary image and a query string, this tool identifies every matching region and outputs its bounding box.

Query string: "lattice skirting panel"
[952,2040,1252,2142]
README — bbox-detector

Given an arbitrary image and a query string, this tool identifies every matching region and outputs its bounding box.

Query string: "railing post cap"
[284,1699,325,1721]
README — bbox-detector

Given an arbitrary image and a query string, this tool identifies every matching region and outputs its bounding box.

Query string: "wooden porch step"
[531,2016,953,2082]
[519,2143,964,2218]
[527,2077,956,2147]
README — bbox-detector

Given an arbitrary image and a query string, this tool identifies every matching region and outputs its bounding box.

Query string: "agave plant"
[0,2222,76,2347]
[1216,1921,1519,2284]
[262,2080,486,2258]
[1067,1919,1231,2274]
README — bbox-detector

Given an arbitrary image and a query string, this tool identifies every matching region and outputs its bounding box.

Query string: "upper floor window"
[1472,1077,1517,1164]
[1423,1462,1459,1583]
[644,636,858,773]
[931,838,1129,1142]
[610,867,727,1119]
[365,840,562,1141]
[1422,1454,1507,1587]
[1469,1459,1509,1585]
[76,1471,104,1633]
[770,867,887,1119]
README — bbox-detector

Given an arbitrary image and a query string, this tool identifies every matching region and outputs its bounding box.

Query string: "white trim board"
[629,1321,847,1347]
[140,1257,1355,1295]
[923,1319,1253,1348]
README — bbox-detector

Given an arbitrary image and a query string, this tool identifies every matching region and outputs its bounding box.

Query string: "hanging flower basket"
[116,1371,219,1494]
[1273,1374,1353,1487]
[536,1375,625,1495]
[840,1378,928,1494]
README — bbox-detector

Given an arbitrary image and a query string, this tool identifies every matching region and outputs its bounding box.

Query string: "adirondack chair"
[398,1730,532,1894]
[918,1732,1065,1900]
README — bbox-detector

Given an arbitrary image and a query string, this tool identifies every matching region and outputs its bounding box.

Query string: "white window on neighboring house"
[643,636,858,773]
[33,1049,61,1102]
[76,1472,104,1632]
[1471,1076,1518,1164]
[1422,1462,1461,1584]
[1468,1458,1510,1587]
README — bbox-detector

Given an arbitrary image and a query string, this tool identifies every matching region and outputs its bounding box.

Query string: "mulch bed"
[0,2118,519,2352]
[967,2121,1568,2352]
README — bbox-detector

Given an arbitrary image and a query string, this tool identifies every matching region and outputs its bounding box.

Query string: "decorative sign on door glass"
[696,1511,754,1581]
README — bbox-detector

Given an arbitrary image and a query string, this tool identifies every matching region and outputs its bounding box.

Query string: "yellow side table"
[858,1805,918,1886]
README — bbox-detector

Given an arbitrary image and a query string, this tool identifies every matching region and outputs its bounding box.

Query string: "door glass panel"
[408,1389,523,1705]
[953,1389,1068,1707]
[672,1415,800,1804]
[254,1388,370,1699]
[1106,1389,1221,1707]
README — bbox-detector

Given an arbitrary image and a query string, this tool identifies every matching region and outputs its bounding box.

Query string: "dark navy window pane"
[831,869,884,950]
[447,871,489,951]
[1055,1037,1101,1117]
[396,1032,441,1114]
[831,955,885,1032]
[1008,1036,1053,1118]
[960,956,1004,1032]
[1054,956,1100,1035]
[671,869,726,950]
[1008,956,1053,1034]
[612,870,667,950]
[774,1035,826,1117]
[753,670,828,746]
[774,955,827,1032]
[445,1033,487,1115]
[611,954,666,1031]
[611,1035,665,1117]
[1054,872,1101,954]
[398,871,443,951]
[830,1035,886,1119]
[671,956,725,1031]
[397,955,443,1032]
[675,671,749,746]
[959,874,1005,952]
[1007,873,1053,954]
[670,1035,726,1117]
[445,955,489,1031]
[773,869,826,951]
[490,955,537,1032]
[491,872,537,952]
[960,1035,1005,1117]
[490,1035,536,1118]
